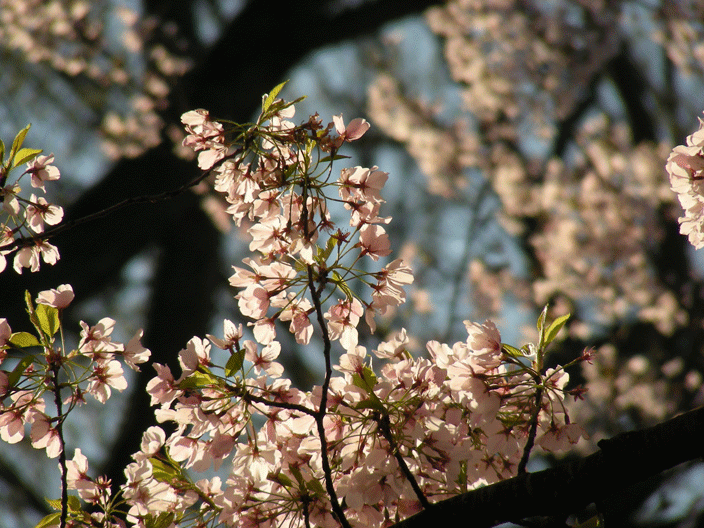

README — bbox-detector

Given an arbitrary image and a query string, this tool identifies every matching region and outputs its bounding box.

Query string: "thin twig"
[517,385,543,474]
[377,413,431,510]
[308,264,351,528]
[49,356,68,528]
[7,154,230,250]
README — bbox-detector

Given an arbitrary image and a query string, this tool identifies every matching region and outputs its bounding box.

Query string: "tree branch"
[393,406,704,528]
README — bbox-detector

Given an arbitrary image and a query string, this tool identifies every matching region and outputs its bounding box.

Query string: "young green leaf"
[0,138,5,164]
[331,270,354,301]
[34,512,61,528]
[67,495,82,512]
[12,147,43,169]
[145,512,176,528]
[501,343,524,358]
[537,304,549,350]
[306,477,326,495]
[288,464,306,489]
[225,349,246,377]
[36,303,60,338]
[268,470,294,488]
[178,370,218,389]
[9,124,31,164]
[544,313,570,347]
[262,80,288,113]
[320,236,336,262]
[318,154,351,163]
[354,397,386,413]
[8,355,35,388]
[352,365,377,394]
[9,331,41,348]
[537,304,548,331]
[45,498,62,511]
[150,458,180,482]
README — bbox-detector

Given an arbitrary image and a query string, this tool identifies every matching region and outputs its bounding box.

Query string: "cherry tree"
[1,0,704,527]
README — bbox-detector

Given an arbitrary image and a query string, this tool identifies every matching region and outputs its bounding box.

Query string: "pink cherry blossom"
[79,317,122,356]
[278,297,314,345]
[237,284,270,320]
[0,318,11,348]
[464,319,502,372]
[123,329,151,370]
[66,448,102,503]
[251,317,277,345]
[177,336,212,382]
[36,284,74,308]
[208,318,244,350]
[333,115,371,144]
[25,194,63,233]
[325,298,364,352]
[26,154,61,191]
[358,224,391,261]
[87,359,128,403]
[30,412,62,457]
[145,363,181,406]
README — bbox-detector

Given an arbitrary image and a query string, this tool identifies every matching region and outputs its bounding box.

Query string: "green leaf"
[12,147,43,168]
[262,81,288,113]
[178,370,217,389]
[145,512,176,528]
[318,154,351,163]
[536,304,548,331]
[306,477,326,495]
[36,303,60,338]
[544,313,570,347]
[331,270,354,301]
[34,512,61,528]
[574,515,603,528]
[45,498,62,511]
[8,354,35,387]
[67,495,82,512]
[288,464,306,488]
[536,304,549,349]
[351,365,377,394]
[501,343,524,358]
[320,236,336,262]
[0,138,5,164]
[24,290,43,335]
[150,457,179,482]
[225,349,245,377]
[9,124,31,164]
[354,398,386,413]
[8,331,41,348]
[268,470,294,488]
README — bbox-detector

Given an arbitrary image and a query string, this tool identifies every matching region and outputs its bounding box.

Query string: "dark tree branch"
[393,406,704,528]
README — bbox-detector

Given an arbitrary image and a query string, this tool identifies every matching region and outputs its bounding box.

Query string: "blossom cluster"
[0,92,586,528]
[63,95,582,528]
[181,89,408,347]
[0,125,64,273]
[60,314,582,527]
[666,116,704,249]
[0,285,150,461]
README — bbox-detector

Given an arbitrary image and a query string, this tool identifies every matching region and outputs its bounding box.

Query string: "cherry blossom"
[333,114,370,143]
[24,194,64,233]
[30,412,62,458]
[36,284,75,309]
[13,240,60,273]
[66,449,102,503]
[86,359,128,403]
[26,154,61,191]
[666,117,704,249]
[79,317,122,355]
